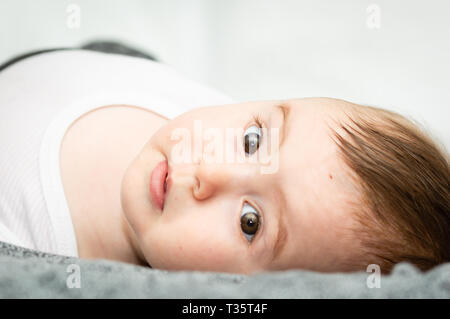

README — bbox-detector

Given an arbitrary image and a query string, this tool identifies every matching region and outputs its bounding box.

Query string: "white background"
[0,0,449,149]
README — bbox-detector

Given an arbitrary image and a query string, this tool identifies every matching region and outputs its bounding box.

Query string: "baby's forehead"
[252,99,357,180]
[286,97,361,121]
[277,97,361,216]
[282,99,347,150]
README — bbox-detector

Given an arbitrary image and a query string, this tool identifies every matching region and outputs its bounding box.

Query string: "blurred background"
[0,0,449,148]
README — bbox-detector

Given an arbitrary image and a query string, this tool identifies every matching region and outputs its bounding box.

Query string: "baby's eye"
[240,202,260,243]
[243,125,261,156]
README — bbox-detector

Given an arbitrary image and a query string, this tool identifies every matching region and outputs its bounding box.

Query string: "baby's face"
[121,97,363,274]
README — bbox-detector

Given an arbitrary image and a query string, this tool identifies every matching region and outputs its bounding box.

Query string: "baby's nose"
[193,163,251,201]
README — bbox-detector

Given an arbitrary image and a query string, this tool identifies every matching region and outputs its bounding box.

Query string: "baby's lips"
[164,171,172,198]
[149,160,168,211]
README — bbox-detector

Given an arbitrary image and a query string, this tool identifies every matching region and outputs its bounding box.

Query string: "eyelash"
[251,113,264,130]
[246,113,265,151]
[240,200,263,245]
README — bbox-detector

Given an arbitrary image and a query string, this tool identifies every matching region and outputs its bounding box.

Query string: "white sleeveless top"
[0,50,235,257]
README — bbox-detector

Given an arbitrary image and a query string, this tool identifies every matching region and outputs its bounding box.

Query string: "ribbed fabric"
[0,50,234,257]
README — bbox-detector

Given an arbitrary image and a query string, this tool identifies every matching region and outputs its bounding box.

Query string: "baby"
[63,97,450,274]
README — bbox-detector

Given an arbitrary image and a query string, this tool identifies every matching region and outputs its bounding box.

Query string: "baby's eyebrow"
[267,103,290,262]
[270,176,288,262]
[271,196,288,262]
[274,103,290,150]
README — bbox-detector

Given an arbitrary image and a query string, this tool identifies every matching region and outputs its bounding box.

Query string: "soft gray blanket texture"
[0,241,449,298]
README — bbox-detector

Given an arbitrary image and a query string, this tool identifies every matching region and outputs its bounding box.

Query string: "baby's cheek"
[182,239,242,271]
[140,213,243,271]
[155,235,235,271]
[168,238,222,269]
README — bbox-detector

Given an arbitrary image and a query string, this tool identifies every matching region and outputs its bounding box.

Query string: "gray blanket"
[0,241,449,298]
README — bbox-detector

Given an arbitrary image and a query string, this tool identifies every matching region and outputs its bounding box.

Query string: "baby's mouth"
[163,166,172,205]
[164,173,168,193]
[149,160,168,211]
